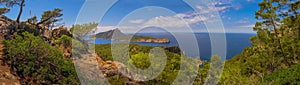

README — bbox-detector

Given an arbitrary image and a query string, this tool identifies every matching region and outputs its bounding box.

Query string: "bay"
[95,33,256,61]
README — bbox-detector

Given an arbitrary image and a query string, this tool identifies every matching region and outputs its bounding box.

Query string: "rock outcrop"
[51,26,72,39]
[51,26,73,58]
[0,15,73,42]
[96,56,145,85]
[0,16,18,39]
[73,52,144,85]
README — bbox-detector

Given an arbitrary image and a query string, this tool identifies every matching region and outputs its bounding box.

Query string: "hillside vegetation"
[0,0,82,84]
[0,0,299,84]
[219,0,300,84]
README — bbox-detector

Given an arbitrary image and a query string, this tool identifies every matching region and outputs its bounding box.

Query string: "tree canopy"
[37,8,63,28]
[0,0,25,23]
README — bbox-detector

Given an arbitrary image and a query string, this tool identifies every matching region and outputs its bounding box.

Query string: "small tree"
[26,16,37,25]
[69,23,98,57]
[0,0,25,23]
[254,0,288,69]
[70,22,98,39]
[37,8,63,28]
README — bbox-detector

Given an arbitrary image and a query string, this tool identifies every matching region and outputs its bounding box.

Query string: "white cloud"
[195,0,244,14]
[233,4,242,10]
[97,3,229,33]
[238,24,255,28]
[128,19,144,24]
[97,12,207,33]
[143,16,186,28]
[142,13,207,28]
[237,18,250,23]
[226,28,256,33]
[195,3,232,14]
[96,1,250,33]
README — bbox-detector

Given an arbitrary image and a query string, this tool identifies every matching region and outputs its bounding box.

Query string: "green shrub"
[3,32,80,84]
[107,76,126,85]
[129,52,151,69]
[55,35,72,49]
[17,23,40,36]
[262,63,300,84]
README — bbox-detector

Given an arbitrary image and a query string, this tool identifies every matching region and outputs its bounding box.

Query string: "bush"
[17,23,40,36]
[262,63,300,84]
[3,32,80,84]
[55,35,72,49]
[129,52,151,69]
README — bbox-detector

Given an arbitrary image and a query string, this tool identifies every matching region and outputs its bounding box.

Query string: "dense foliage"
[96,44,201,84]
[55,35,72,49]
[96,44,178,84]
[0,1,84,84]
[3,32,80,84]
[263,63,300,84]
[129,52,151,69]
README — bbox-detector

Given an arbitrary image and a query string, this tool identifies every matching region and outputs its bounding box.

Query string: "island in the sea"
[95,29,170,43]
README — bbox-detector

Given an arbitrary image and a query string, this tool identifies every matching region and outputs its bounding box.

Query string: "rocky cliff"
[132,38,170,43]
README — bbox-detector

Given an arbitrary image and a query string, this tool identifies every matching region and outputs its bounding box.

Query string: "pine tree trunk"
[271,18,289,67]
[16,0,25,23]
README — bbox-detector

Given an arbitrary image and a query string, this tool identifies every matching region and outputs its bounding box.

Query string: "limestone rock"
[51,26,72,39]
[0,16,18,39]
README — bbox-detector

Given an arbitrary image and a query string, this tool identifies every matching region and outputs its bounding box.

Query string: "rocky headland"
[95,29,170,44]
[132,38,169,43]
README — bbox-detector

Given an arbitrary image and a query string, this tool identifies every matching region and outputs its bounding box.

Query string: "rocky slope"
[0,41,20,85]
[74,52,144,85]
[0,15,74,84]
[0,17,20,83]
[0,15,147,84]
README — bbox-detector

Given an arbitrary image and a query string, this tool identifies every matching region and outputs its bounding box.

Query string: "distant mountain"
[95,28,127,40]
[95,28,170,43]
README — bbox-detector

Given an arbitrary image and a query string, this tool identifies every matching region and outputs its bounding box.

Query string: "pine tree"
[37,8,63,28]
[0,0,25,23]
[255,0,288,70]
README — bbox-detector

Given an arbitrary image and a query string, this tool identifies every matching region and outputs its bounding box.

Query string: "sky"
[4,0,260,33]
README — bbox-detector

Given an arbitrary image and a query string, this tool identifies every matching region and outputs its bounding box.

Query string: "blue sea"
[95,33,256,61]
